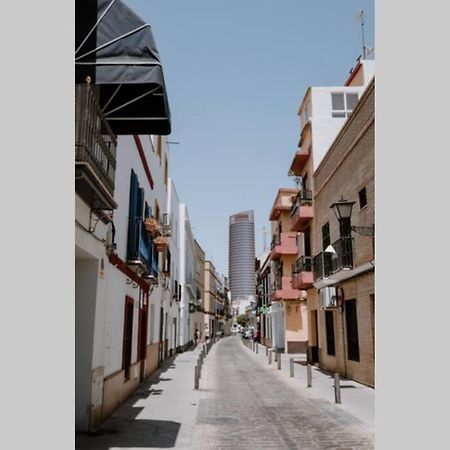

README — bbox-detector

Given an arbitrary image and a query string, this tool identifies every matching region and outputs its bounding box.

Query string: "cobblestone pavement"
[192,336,374,450]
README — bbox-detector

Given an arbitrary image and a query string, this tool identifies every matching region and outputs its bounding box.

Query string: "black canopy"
[76,0,171,135]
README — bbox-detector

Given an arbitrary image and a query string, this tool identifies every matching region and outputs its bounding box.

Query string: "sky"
[124,0,375,276]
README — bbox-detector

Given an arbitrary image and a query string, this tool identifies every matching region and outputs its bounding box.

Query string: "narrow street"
[77,336,374,449]
[192,337,374,449]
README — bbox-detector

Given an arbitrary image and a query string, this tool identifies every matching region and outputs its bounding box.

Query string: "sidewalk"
[241,339,375,432]
[75,344,205,450]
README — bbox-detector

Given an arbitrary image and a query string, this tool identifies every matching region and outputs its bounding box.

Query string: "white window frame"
[331,92,359,118]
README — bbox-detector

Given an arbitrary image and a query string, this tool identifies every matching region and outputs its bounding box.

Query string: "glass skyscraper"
[228,210,256,312]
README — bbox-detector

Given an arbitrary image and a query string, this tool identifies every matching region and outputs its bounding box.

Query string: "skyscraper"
[228,210,256,315]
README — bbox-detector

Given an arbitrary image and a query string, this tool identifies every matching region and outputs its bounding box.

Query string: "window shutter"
[127,171,139,261]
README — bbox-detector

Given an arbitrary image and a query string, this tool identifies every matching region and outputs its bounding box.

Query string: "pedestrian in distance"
[194,328,199,346]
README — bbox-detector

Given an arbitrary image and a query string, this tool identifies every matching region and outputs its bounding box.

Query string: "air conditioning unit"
[319,286,337,309]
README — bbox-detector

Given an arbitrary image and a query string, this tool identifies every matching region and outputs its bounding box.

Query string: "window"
[345,299,360,361]
[331,92,359,118]
[359,187,367,209]
[325,310,335,356]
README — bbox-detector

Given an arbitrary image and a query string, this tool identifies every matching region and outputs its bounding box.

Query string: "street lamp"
[330,197,375,237]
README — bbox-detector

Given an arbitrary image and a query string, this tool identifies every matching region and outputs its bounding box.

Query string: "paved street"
[192,336,374,449]
[76,336,374,449]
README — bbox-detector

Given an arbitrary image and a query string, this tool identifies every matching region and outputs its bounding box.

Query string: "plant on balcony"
[144,217,160,236]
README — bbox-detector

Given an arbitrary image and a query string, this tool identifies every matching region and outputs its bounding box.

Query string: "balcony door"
[322,223,332,276]
[304,228,311,257]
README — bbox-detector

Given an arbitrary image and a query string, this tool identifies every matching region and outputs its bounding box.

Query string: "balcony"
[127,217,158,282]
[75,84,117,211]
[270,232,298,260]
[289,147,310,176]
[271,275,301,302]
[313,237,354,281]
[290,190,314,232]
[269,189,298,221]
[292,256,314,289]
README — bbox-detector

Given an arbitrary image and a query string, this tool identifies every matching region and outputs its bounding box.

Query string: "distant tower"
[228,210,256,315]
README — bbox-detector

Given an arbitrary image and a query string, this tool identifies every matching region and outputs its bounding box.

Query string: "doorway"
[122,297,134,380]
[137,291,148,383]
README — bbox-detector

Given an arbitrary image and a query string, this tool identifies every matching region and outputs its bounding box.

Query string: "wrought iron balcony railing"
[270,234,281,250]
[75,84,117,198]
[127,217,158,276]
[313,237,354,280]
[290,190,313,216]
[292,256,313,275]
[333,237,354,269]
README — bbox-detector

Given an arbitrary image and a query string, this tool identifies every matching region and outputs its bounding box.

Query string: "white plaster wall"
[310,86,364,171]
[178,205,187,346]
[167,179,181,350]
[75,257,98,431]
[103,134,169,376]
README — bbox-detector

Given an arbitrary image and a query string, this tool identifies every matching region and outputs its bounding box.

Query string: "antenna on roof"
[355,9,366,59]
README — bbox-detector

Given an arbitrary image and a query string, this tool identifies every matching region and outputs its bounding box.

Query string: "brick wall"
[312,79,375,387]
[317,272,374,386]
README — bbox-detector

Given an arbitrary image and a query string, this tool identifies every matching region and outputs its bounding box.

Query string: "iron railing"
[127,217,158,276]
[75,83,117,195]
[270,234,281,250]
[293,256,313,275]
[290,190,313,216]
[313,237,354,280]
[333,237,354,269]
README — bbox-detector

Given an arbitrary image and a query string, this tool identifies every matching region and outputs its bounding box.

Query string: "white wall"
[102,134,170,375]
[310,86,364,172]
[168,179,181,350]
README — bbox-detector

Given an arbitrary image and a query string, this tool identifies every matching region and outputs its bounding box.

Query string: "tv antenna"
[355,10,366,59]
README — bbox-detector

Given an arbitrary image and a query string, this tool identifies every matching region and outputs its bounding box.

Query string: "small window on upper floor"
[359,187,367,209]
[331,92,359,118]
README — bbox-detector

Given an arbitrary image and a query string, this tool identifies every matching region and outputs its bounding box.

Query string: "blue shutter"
[127,170,139,261]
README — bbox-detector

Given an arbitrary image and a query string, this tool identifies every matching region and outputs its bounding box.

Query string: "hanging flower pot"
[155,236,168,252]
[144,217,160,236]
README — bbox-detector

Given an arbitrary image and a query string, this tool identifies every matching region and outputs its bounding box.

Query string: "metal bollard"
[268,349,272,364]
[256,343,259,354]
[274,350,278,362]
[265,346,268,356]
[307,363,312,388]
[277,352,281,370]
[194,365,199,390]
[334,373,341,404]
[289,358,294,377]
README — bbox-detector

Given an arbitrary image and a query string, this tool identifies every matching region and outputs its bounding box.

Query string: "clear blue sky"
[124,0,374,276]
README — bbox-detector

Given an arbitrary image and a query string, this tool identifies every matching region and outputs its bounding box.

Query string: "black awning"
[75,0,171,135]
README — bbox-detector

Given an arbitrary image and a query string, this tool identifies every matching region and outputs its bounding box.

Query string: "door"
[122,297,134,380]
[304,228,311,257]
[137,291,148,383]
[158,307,164,365]
[173,317,177,354]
